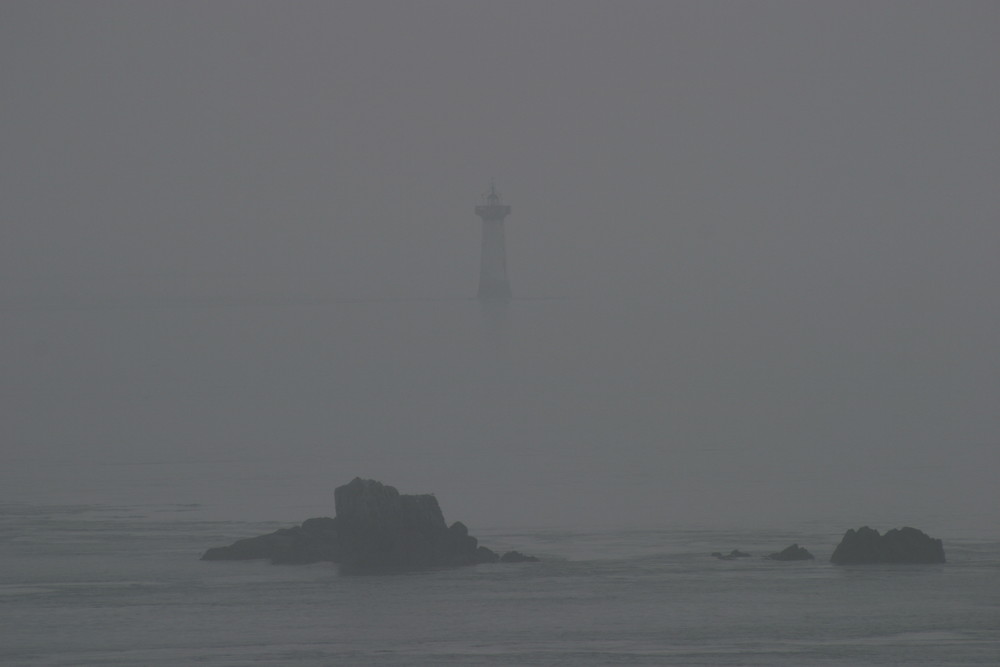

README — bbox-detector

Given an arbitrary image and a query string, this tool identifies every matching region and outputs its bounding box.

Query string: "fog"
[2,1,997,530]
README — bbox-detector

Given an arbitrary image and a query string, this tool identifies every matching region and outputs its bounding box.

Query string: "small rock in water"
[500,550,540,563]
[767,544,814,561]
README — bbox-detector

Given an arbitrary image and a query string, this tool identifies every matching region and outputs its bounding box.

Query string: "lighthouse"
[474,183,512,300]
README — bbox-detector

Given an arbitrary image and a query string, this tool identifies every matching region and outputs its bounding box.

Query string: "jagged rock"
[711,549,751,560]
[767,544,814,561]
[830,526,945,564]
[201,478,535,572]
[500,550,540,563]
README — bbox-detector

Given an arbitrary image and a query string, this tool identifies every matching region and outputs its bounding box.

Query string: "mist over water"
[3,7,1000,663]
[3,292,996,533]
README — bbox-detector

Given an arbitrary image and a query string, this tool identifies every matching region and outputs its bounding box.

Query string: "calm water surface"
[2,502,998,666]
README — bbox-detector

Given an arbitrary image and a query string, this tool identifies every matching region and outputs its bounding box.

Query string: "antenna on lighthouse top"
[485,178,501,205]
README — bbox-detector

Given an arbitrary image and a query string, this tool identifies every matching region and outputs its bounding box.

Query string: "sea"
[2,492,998,666]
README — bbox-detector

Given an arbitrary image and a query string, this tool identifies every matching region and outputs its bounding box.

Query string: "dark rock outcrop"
[767,544,814,561]
[830,526,945,564]
[332,478,497,572]
[202,478,535,572]
[711,549,751,560]
[500,550,540,563]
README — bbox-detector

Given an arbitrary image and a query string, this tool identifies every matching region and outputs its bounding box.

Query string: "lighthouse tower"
[474,183,512,300]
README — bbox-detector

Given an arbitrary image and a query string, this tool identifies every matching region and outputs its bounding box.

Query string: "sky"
[2,1,998,531]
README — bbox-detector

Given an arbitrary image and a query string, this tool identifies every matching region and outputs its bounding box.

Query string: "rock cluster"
[830,526,945,564]
[709,526,945,565]
[201,478,537,572]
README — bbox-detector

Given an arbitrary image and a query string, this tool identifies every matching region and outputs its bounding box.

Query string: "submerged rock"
[830,526,945,564]
[711,549,751,560]
[767,544,814,561]
[201,478,536,572]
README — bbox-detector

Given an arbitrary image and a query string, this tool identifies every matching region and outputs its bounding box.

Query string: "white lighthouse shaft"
[478,219,510,300]
[474,185,512,300]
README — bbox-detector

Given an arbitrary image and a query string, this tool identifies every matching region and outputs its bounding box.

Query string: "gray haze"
[2,1,998,530]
